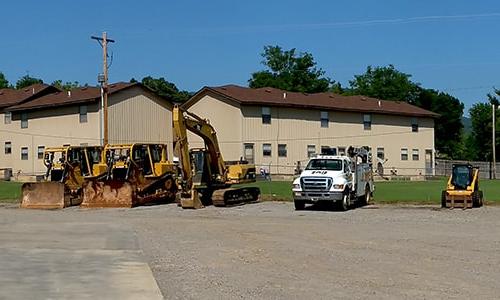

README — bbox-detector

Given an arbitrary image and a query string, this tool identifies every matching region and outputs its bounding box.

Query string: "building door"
[244,143,254,164]
[425,149,433,175]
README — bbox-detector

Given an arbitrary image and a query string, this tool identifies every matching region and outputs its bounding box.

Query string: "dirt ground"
[2,202,500,299]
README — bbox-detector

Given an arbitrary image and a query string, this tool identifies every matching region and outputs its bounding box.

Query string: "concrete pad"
[0,220,163,299]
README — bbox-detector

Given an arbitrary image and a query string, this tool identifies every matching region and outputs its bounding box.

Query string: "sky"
[2,0,500,115]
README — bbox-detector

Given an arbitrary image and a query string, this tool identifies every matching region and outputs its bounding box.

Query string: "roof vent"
[378,100,381,107]
[265,89,271,93]
[283,92,287,99]
[361,97,367,101]
[81,87,87,90]
[67,90,71,97]
[329,95,334,99]
[32,87,35,95]
[220,87,227,90]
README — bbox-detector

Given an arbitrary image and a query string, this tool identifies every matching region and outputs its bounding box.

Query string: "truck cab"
[292,147,374,211]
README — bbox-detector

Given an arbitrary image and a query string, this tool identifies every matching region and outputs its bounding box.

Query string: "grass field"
[2,179,500,205]
[0,181,23,203]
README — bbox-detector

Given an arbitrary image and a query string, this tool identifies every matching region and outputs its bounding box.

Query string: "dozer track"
[212,187,260,207]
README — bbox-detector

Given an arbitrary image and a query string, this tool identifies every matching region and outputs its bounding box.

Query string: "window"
[411,118,418,132]
[278,144,287,157]
[21,113,28,128]
[4,112,11,124]
[262,107,271,124]
[37,146,45,159]
[338,147,346,156]
[306,159,343,171]
[80,143,89,146]
[79,105,88,123]
[307,145,316,158]
[401,148,408,161]
[377,147,385,160]
[263,143,272,157]
[5,142,11,154]
[363,114,371,130]
[321,146,337,155]
[320,111,329,128]
[21,147,28,160]
[412,149,419,161]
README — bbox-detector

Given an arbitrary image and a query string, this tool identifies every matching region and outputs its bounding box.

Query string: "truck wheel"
[479,191,484,207]
[294,200,305,210]
[339,193,350,211]
[441,191,447,208]
[360,185,370,206]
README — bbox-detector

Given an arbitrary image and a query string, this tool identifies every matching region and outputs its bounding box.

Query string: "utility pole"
[91,32,115,145]
[493,102,497,179]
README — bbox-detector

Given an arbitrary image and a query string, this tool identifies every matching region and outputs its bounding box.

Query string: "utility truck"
[292,146,374,211]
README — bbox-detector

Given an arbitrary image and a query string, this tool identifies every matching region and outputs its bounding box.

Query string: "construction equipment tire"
[294,200,305,210]
[441,191,447,208]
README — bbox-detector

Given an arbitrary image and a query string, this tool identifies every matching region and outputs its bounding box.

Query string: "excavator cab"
[442,164,483,209]
[21,146,103,209]
[81,144,178,208]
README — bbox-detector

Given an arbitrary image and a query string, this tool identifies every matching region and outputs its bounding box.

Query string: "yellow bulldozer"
[173,106,260,209]
[81,143,178,208]
[21,146,104,209]
[441,163,483,209]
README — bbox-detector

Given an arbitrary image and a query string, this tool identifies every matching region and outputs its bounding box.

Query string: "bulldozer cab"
[450,164,474,190]
[43,146,103,182]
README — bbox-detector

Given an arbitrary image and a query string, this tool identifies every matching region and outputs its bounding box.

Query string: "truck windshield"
[305,159,342,171]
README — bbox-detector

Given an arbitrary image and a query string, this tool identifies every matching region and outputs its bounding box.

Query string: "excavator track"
[212,187,260,207]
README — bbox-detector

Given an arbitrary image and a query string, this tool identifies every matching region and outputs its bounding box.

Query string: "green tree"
[414,89,464,159]
[16,75,43,89]
[140,76,191,103]
[467,102,498,161]
[51,80,84,91]
[0,72,9,89]
[349,65,420,103]
[249,45,332,93]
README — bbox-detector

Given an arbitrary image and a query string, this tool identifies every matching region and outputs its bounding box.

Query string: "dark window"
[21,147,28,160]
[363,114,371,130]
[306,159,343,171]
[401,148,408,161]
[262,107,271,124]
[21,113,28,128]
[263,143,271,157]
[320,111,329,128]
[321,146,337,155]
[412,118,418,132]
[278,144,287,157]
[79,105,88,123]
[4,112,11,124]
[307,145,316,158]
[377,147,385,160]
[338,147,346,156]
[37,146,45,159]
[412,149,419,161]
[5,142,12,154]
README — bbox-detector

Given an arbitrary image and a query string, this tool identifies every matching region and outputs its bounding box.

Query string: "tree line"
[1,45,497,161]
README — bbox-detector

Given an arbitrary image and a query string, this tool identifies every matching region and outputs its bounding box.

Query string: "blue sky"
[2,0,499,114]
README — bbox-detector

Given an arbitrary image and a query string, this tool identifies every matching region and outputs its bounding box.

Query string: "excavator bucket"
[81,180,136,208]
[180,189,204,209]
[20,182,75,209]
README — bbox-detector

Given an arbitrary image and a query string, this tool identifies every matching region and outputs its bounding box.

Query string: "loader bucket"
[20,182,74,209]
[81,180,136,208]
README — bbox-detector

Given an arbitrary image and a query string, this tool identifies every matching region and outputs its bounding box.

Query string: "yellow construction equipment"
[81,143,178,208]
[21,146,103,209]
[442,164,483,209]
[173,105,260,209]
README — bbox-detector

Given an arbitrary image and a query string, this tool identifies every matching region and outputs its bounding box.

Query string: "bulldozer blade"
[81,180,135,208]
[20,182,76,209]
[180,189,204,209]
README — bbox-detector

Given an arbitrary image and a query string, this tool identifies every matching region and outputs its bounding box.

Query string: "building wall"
[185,96,435,176]
[0,104,100,176]
[183,95,243,161]
[108,86,174,156]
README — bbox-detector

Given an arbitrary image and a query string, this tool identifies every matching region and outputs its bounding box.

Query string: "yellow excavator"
[441,164,483,209]
[173,106,260,209]
[21,145,103,209]
[81,143,178,208]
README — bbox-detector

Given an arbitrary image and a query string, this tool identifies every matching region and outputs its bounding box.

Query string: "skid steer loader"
[21,146,103,209]
[81,143,178,208]
[441,164,483,209]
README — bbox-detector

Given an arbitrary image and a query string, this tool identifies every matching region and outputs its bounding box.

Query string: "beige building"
[182,85,438,176]
[0,82,173,178]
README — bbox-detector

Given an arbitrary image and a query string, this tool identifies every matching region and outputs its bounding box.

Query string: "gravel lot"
[2,202,500,299]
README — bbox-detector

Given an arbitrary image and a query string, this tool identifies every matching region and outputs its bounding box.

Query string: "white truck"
[292,146,374,211]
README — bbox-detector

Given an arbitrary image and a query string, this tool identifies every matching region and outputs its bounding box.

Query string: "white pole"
[493,103,497,179]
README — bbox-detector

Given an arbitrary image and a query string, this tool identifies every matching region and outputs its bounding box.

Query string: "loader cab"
[451,164,474,190]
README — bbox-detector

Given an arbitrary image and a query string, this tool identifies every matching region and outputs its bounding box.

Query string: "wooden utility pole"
[91,32,115,145]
